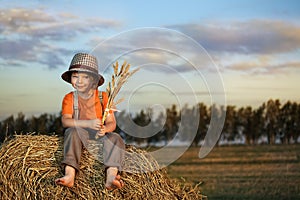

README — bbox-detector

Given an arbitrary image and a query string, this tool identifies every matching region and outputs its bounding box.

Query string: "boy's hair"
[90,73,100,89]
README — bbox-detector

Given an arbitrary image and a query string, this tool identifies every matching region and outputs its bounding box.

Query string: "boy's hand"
[97,125,106,137]
[90,119,102,130]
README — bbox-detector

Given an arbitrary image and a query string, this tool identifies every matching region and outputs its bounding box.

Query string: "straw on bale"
[0,135,204,200]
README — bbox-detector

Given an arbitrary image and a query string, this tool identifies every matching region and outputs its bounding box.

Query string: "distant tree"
[290,102,300,143]
[264,99,281,144]
[132,109,151,145]
[205,104,223,146]
[295,103,300,143]
[194,103,209,146]
[237,106,253,145]
[2,99,300,146]
[14,112,29,134]
[125,109,165,146]
[0,121,4,143]
[28,116,37,133]
[179,104,198,144]
[280,101,300,144]
[280,101,292,144]
[164,105,179,142]
[40,113,49,134]
[0,121,2,141]
[28,114,49,134]
[0,115,15,141]
[48,113,63,136]
[221,105,237,142]
[145,110,165,146]
[252,103,266,144]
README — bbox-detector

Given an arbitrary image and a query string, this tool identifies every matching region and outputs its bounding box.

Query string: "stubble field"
[167,144,300,200]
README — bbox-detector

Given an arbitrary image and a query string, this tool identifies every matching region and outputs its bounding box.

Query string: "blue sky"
[0,0,300,120]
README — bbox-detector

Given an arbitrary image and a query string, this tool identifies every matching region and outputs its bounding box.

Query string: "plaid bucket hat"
[61,53,105,86]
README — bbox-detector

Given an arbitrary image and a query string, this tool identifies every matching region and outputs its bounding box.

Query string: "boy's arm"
[62,114,101,130]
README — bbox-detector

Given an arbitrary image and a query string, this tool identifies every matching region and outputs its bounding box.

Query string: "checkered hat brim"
[61,53,104,86]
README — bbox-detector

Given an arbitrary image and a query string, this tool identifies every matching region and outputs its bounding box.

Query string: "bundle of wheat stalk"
[95,61,138,140]
[101,61,139,124]
[0,135,205,200]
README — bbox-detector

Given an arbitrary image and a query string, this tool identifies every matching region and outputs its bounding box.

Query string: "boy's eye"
[72,75,78,78]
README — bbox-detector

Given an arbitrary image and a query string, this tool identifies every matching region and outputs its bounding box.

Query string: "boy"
[55,53,125,190]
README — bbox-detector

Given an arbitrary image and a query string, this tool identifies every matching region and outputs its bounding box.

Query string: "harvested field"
[167,144,300,200]
[0,135,204,200]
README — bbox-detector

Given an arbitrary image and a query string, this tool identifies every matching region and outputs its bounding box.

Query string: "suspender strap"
[99,91,103,109]
[73,90,79,120]
[73,90,103,120]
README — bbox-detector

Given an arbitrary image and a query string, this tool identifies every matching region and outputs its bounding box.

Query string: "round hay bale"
[0,135,204,200]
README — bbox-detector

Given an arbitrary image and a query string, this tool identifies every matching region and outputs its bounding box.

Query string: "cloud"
[167,20,300,75]
[91,28,216,74]
[0,37,71,69]
[0,7,121,39]
[227,58,300,75]
[1,7,299,76]
[120,90,223,96]
[0,7,121,69]
[169,19,300,54]
[90,20,300,75]
[0,8,55,34]
[0,39,38,60]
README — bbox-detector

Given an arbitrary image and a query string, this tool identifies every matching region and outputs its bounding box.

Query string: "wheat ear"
[101,61,139,125]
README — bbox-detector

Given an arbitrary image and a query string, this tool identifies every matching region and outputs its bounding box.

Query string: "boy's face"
[71,72,96,93]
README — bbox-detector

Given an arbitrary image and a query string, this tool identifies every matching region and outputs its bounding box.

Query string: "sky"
[0,0,300,120]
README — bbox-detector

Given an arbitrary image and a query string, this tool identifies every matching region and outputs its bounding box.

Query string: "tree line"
[1,99,300,145]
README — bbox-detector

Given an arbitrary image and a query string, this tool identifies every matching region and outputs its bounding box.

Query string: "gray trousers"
[62,127,125,172]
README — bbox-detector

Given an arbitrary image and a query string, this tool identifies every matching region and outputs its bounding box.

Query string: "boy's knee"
[107,132,123,142]
[64,128,83,143]
[65,127,77,135]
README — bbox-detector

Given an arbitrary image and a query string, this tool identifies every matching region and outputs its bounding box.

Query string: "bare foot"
[105,167,124,190]
[55,165,75,187]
